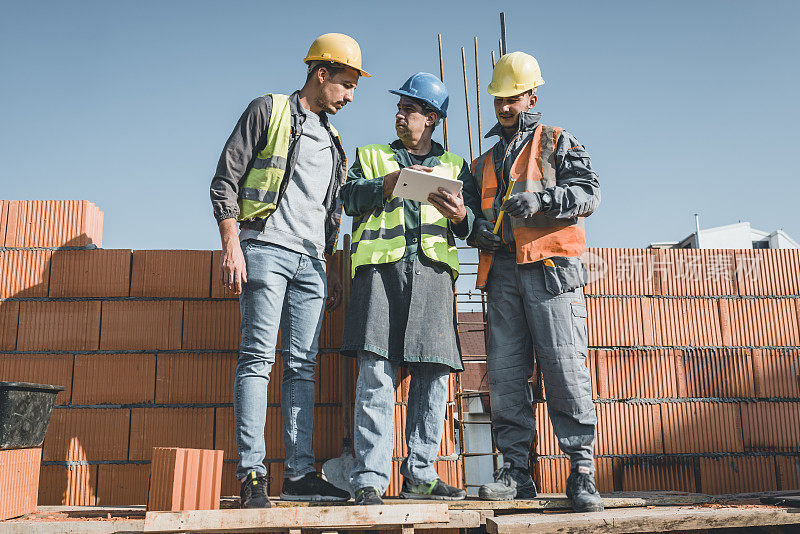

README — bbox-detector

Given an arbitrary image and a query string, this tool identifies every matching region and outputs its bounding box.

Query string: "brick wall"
[460,247,800,494]
[2,200,798,501]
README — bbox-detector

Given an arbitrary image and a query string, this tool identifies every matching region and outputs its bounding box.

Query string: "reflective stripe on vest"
[237,94,342,222]
[474,124,587,289]
[350,144,461,279]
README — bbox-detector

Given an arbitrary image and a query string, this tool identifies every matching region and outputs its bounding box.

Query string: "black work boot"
[566,466,604,512]
[400,478,467,500]
[478,462,537,501]
[280,471,350,501]
[354,486,384,505]
[240,471,271,508]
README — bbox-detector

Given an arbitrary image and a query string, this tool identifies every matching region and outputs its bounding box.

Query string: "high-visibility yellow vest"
[238,94,342,221]
[350,144,462,279]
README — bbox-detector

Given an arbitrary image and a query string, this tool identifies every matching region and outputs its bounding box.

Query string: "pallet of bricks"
[528,247,800,494]
[0,199,461,505]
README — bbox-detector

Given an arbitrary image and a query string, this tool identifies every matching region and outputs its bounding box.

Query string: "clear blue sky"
[2,0,798,252]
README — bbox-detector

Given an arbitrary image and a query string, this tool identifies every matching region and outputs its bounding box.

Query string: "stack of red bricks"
[0,200,460,505]
[522,248,800,494]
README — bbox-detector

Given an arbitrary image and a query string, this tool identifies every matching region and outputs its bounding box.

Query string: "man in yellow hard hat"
[209,33,368,508]
[460,52,603,512]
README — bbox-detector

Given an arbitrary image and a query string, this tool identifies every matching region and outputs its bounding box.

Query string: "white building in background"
[648,221,799,250]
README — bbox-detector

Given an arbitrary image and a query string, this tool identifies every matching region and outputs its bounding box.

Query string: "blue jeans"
[350,351,450,493]
[234,240,326,480]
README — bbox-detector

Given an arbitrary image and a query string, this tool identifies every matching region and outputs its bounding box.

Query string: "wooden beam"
[143,504,449,532]
[486,505,800,534]
[413,509,485,529]
[441,492,711,510]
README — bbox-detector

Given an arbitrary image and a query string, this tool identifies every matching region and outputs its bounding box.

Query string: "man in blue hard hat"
[341,72,473,504]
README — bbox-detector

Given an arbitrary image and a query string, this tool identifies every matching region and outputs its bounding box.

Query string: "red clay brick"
[598,349,680,399]
[17,301,101,350]
[583,248,657,296]
[147,447,223,511]
[182,301,239,350]
[650,298,723,347]
[131,250,212,298]
[700,456,777,494]
[38,464,98,506]
[0,301,18,351]
[718,299,733,347]
[5,201,103,248]
[72,354,156,405]
[100,301,182,350]
[155,353,236,404]
[741,401,800,452]
[735,249,800,296]
[586,297,646,347]
[43,408,130,461]
[129,407,214,461]
[661,402,743,453]
[210,250,240,299]
[0,447,41,520]
[725,298,800,347]
[49,249,131,298]
[682,349,755,398]
[0,250,51,298]
[776,455,800,491]
[595,403,663,455]
[220,462,239,498]
[97,464,150,505]
[619,456,697,493]
[752,349,800,398]
[654,249,737,297]
[0,353,73,404]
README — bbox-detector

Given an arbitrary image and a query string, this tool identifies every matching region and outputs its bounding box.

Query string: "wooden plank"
[0,520,144,534]
[486,505,800,534]
[413,509,484,529]
[143,504,449,532]
[440,492,712,511]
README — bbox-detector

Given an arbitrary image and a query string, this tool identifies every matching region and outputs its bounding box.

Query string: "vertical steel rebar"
[500,12,507,55]
[491,50,496,68]
[437,34,449,151]
[461,47,474,162]
[474,37,483,155]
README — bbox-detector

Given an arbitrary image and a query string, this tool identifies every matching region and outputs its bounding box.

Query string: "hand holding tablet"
[391,166,463,204]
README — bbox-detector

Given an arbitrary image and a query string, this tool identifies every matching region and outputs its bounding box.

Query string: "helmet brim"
[304,57,371,77]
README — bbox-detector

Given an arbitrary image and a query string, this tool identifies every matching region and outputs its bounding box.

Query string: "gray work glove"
[501,192,542,218]
[472,219,501,252]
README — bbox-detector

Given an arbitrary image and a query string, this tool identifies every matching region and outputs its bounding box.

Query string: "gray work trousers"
[485,251,596,472]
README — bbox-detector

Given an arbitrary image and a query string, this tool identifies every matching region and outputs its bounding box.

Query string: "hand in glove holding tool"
[500,192,542,218]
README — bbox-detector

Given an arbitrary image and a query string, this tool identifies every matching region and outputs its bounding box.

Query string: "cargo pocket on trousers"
[542,257,587,296]
[570,301,588,357]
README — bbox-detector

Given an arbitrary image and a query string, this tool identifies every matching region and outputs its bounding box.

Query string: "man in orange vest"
[460,52,603,512]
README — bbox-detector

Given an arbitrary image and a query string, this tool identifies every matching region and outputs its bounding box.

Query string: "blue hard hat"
[389,72,449,118]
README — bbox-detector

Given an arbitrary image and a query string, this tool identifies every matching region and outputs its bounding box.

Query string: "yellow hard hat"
[304,33,370,77]
[487,52,544,97]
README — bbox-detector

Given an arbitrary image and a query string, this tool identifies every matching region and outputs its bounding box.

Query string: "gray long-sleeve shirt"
[209,91,347,256]
[462,111,601,246]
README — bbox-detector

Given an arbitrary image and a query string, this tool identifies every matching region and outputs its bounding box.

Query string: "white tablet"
[392,167,463,204]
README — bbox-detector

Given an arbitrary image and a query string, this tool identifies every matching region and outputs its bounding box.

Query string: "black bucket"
[0,381,64,450]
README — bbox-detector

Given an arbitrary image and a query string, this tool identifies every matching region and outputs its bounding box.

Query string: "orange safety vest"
[473,124,587,289]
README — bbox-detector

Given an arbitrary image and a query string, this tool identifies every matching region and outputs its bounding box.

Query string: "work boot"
[566,467,604,512]
[240,471,271,508]
[478,462,537,501]
[280,471,350,501]
[400,478,467,501]
[354,486,384,505]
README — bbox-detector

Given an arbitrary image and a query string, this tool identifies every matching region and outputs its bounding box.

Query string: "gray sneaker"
[566,467,604,512]
[478,462,537,501]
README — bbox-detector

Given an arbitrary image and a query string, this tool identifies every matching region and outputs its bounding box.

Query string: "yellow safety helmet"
[487,52,544,97]
[304,33,371,77]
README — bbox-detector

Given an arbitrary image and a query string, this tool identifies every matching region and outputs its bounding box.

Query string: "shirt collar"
[485,110,543,139]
